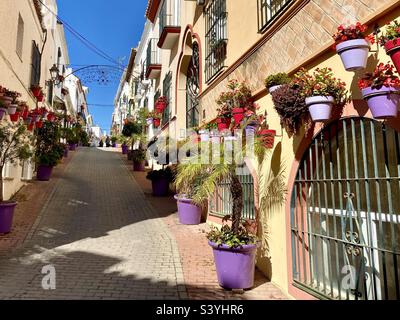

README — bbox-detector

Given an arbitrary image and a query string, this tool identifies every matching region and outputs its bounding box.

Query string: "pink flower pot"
[384,38,400,74]
[361,86,400,119]
[336,39,370,71]
[0,108,7,120]
[305,96,335,122]
[232,108,244,124]
[217,118,231,132]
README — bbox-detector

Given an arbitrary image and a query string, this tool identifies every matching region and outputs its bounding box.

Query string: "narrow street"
[0,148,185,299]
[0,148,285,300]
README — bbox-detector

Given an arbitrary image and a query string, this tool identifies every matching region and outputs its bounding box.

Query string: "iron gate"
[291,118,400,300]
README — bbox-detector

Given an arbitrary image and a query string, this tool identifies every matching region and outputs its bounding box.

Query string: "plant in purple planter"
[358,62,400,119]
[146,167,175,197]
[332,22,375,71]
[0,122,33,233]
[175,140,287,290]
[296,67,348,122]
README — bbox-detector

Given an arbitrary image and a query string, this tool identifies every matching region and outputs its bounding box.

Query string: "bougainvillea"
[332,22,375,49]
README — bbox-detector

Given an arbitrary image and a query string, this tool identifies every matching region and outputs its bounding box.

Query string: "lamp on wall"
[50,64,61,85]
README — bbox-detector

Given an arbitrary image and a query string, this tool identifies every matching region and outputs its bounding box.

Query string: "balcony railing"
[257,0,293,33]
[146,38,161,79]
[158,0,181,49]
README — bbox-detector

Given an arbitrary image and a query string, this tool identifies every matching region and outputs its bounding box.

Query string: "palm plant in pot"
[379,19,400,73]
[264,72,291,93]
[333,22,374,71]
[0,122,33,233]
[175,136,285,290]
[35,121,63,181]
[358,62,400,119]
[296,67,348,122]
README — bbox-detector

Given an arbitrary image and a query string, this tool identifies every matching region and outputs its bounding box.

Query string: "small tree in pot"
[0,122,33,233]
[175,136,286,290]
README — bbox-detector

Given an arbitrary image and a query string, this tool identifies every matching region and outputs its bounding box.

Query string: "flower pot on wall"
[1,96,13,107]
[31,87,41,97]
[216,118,231,132]
[0,108,7,120]
[36,120,43,129]
[384,38,400,73]
[305,96,335,122]
[37,165,54,181]
[7,105,17,115]
[258,129,276,149]
[208,241,257,290]
[232,108,244,124]
[361,86,400,119]
[9,112,20,122]
[336,39,370,71]
[153,118,161,128]
[268,85,283,93]
[0,202,17,234]
[151,178,169,197]
[155,101,167,113]
[174,195,202,225]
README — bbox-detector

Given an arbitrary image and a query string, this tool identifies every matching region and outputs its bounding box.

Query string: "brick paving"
[0,147,287,300]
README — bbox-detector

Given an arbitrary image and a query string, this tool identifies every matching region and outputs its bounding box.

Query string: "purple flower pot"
[122,145,128,155]
[69,143,76,151]
[209,241,257,290]
[0,202,17,234]
[268,84,283,93]
[37,165,54,181]
[174,195,202,225]
[133,160,145,172]
[305,95,335,122]
[336,39,370,71]
[63,147,69,158]
[361,86,400,119]
[112,143,117,148]
[152,178,169,197]
[0,108,7,120]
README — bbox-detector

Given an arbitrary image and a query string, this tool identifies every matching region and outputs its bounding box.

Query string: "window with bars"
[205,0,227,83]
[16,14,24,60]
[162,72,172,126]
[257,0,293,33]
[291,118,400,300]
[186,43,200,129]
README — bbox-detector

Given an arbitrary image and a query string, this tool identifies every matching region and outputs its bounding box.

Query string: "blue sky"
[58,0,148,134]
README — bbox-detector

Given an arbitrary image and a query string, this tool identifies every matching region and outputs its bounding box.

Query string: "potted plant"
[152,113,162,128]
[36,121,63,181]
[297,67,348,122]
[30,85,42,98]
[65,127,79,150]
[173,171,204,225]
[264,72,291,93]
[0,100,7,121]
[379,19,400,73]
[358,62,400,119]
[0,122,33,233]
[146,167,174,197]
[111,136,118,148]
[333,22,374,71]
[271,82,310,136]
[155,96,168,113]
[132,149,146,171]
[5,90,21,115]
[175,138,286,290]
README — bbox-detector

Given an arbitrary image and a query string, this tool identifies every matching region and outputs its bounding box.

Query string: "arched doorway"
[291,117,400,300]
[185,42,200,129]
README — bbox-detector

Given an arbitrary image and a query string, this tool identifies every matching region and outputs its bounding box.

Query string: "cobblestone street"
[0,148,286,300]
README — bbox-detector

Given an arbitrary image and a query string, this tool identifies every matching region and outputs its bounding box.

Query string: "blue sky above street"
[58,0,148,134]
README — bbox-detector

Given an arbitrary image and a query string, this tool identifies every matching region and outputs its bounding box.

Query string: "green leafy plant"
[264,73,291,88]
[0,122,33,202]
[295,67,348,104]
[146,167,175,182]
[111,136,118,144]
[378,19,400,46]
[131,149,146,162]
[36,121,63,167]
[207,223,257,248]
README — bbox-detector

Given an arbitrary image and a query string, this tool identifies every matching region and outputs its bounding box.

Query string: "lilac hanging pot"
[0,201,17,234]
[361,86,400,119]
[268,84,283,93]
[208,241,258,290]
[305,95,335,122]
[174,194,202,225]
[0,108,7,120]
[336,39,370,71]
